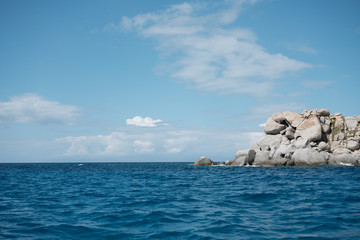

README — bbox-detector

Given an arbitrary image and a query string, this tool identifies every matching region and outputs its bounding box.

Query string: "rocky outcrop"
[194,109,360,167]
[250,109,360,166]
[194,156,217,166]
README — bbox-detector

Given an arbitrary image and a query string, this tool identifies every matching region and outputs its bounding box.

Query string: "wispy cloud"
[107,1,311,98]
[302,80,335,89]
[0,94,80,125]
[126,116,164,127]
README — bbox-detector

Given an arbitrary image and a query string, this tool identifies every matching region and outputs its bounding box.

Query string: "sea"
[1,163,360,240]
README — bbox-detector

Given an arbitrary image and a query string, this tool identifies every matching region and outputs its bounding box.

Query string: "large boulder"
[194,156,217,166]
[333,148,352,155]
[347,140,360,151]
[331,140,343,150]
[285,127,295,140]
[273,143,295,159]
[318,141,330,151]
[346,117,358,131]
[353,150,360,158]
[256,134,282,151]
[291,148,327,166]
[294,138,310,149]
[252,152,288,166]
[253,152,271,166]
[295,115,322,142]
[318,109,330,116]
[264,116,286,135]
[230,149,256,166]
[272,112,286,123]
[329,154,359,166]
[283,111,303,128]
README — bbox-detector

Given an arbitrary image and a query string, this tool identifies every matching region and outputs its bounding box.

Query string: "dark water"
[1,163,360,240]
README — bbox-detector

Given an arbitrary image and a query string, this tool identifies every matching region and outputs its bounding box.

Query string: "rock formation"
[194,109,360,166]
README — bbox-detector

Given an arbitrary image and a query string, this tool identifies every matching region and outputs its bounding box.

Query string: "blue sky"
[1,0,359,162]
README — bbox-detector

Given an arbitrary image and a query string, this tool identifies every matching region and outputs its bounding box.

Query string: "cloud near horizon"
[108,1,311,97]
[57,128,263,159]
[0,94,80,125]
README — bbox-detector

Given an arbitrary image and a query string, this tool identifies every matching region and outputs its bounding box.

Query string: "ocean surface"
[1,163,360,240]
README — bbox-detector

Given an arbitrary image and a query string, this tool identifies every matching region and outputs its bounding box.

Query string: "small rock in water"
[194,156,217,166]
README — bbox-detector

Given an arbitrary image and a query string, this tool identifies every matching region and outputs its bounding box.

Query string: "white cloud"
[126,116,163,127]
[56,126,262,160]
[109,1,311,97]
[58,132,130,156]
[164,136,198,153]
[258,123,266,127]
[57,129,198,157]
[302,80,335,89]
[0,93,80,125]
[134,140,154,153]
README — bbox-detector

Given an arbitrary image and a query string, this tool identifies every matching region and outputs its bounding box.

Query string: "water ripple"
[1,163,360,239]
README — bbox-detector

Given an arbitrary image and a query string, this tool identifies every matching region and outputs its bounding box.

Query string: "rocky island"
[194,109,360,166]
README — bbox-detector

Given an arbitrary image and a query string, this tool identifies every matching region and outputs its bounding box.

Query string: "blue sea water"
[1,163,360,240]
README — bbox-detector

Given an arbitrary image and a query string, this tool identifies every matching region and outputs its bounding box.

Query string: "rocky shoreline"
[194,109,360,166]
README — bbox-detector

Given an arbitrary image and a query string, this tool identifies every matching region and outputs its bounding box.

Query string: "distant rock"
[194,156,217,166]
